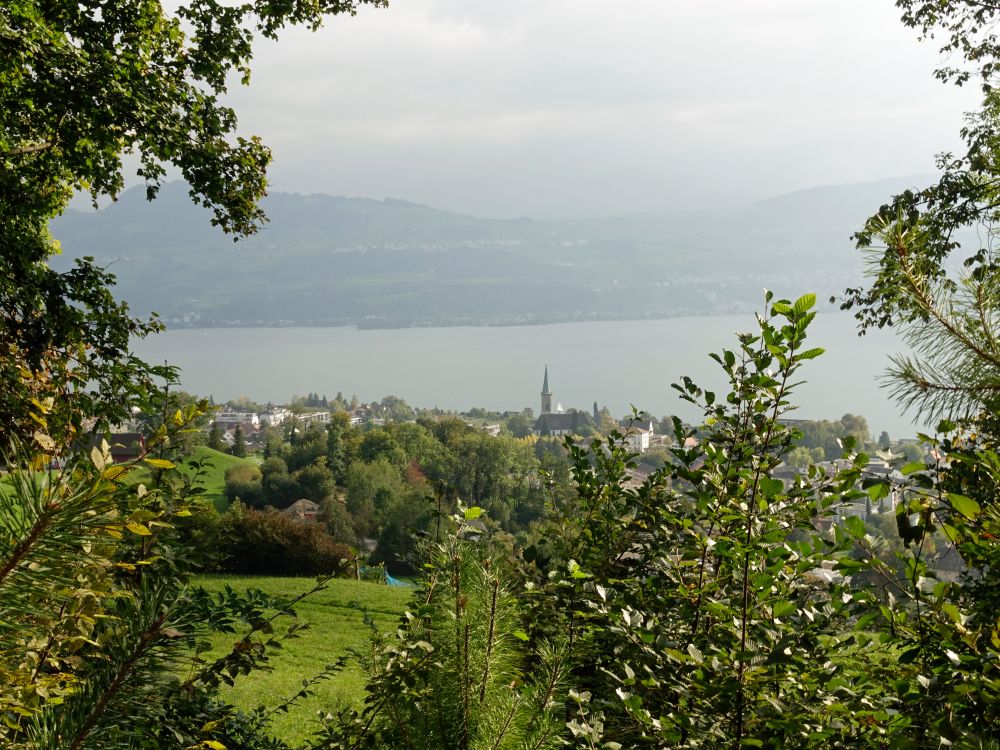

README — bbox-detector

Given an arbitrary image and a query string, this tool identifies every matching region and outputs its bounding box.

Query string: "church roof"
[541,365,551,395]
[534,410,593,435]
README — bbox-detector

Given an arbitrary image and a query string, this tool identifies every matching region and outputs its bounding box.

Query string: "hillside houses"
[214,407,330,432]
[617,418,654,453]
[214,411,259,430]
[260,408,292,427]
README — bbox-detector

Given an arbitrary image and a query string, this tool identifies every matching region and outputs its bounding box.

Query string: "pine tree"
[326,422,347,484]
[232,424,247,458]
[1,403,299,748]
[207,423,224,451]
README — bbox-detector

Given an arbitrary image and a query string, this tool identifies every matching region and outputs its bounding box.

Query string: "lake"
[132,313,924,438]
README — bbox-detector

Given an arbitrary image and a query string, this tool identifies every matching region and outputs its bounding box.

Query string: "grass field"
[175,445,257,511]
[191,575,414,746]
[1,447,248,508]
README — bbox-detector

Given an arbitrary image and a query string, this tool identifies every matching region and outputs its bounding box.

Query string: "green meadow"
[191,575,413,746]
[176,445,257,511]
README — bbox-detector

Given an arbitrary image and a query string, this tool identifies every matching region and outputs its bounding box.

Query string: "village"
[91,365,938,560]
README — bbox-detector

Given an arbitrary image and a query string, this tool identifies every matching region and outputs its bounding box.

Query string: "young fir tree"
[207,422,224,452]
[315,513,568,750]
[232,424,247,458]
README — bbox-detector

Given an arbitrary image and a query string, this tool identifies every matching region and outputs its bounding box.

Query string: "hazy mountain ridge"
[49,176,934,328]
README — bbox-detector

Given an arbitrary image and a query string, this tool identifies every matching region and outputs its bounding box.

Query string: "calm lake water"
[132,313,924,438]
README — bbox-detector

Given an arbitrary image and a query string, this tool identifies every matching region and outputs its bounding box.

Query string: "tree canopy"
[0,0,385,449]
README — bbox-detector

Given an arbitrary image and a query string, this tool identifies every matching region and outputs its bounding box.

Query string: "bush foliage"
[219,503,352,576]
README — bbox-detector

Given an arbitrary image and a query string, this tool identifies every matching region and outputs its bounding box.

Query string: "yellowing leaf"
[144,457,175,470]
[126,522,152,536]
[30,397,51,414]
[102,465,128,481]
[34,431,55,452]
[91,445,107,471]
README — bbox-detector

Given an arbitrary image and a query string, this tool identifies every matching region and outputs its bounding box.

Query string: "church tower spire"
[541,366,553,415]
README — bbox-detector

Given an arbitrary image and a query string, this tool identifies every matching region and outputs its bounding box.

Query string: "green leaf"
[512,630,529,641]
[941,523,961,543]
[772,600,797,618]
[900,461,926,475]
[866,481,890,502]
[842,515,866,539]
[797,347,825,360]
[947,493,980,520]
[941,602,963,625]
[463,506,485,520]
[758,477,784,499]
[792,293,816,313]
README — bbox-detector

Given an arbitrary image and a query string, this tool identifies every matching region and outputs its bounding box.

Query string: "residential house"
[617,418,654,454]
[214,411,260,430]
[281,498,320,523]
[260,408,292,427]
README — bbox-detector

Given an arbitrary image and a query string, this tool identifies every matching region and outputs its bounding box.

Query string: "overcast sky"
[218,0,979,219]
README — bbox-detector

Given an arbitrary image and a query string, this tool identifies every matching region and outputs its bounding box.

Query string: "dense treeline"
[217,414,564,573]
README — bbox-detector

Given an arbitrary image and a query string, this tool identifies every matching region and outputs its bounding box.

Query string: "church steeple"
[541,366,553,415]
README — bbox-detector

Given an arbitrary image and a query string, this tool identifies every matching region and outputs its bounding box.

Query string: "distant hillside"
[48,176,934,328]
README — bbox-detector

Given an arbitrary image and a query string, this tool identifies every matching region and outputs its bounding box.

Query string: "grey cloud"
[209,1,980,217]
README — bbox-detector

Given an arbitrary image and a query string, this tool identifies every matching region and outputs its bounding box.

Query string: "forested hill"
[49,176,930,328]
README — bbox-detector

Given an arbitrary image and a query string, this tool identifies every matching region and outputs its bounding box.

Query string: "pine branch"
[479,577,500,704]
[66,611,167,750]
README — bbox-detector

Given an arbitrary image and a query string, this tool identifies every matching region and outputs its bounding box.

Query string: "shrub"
[319,494,357,548]
[219,503,351,576]
[224,463,264,507]
[290,461,335,502]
